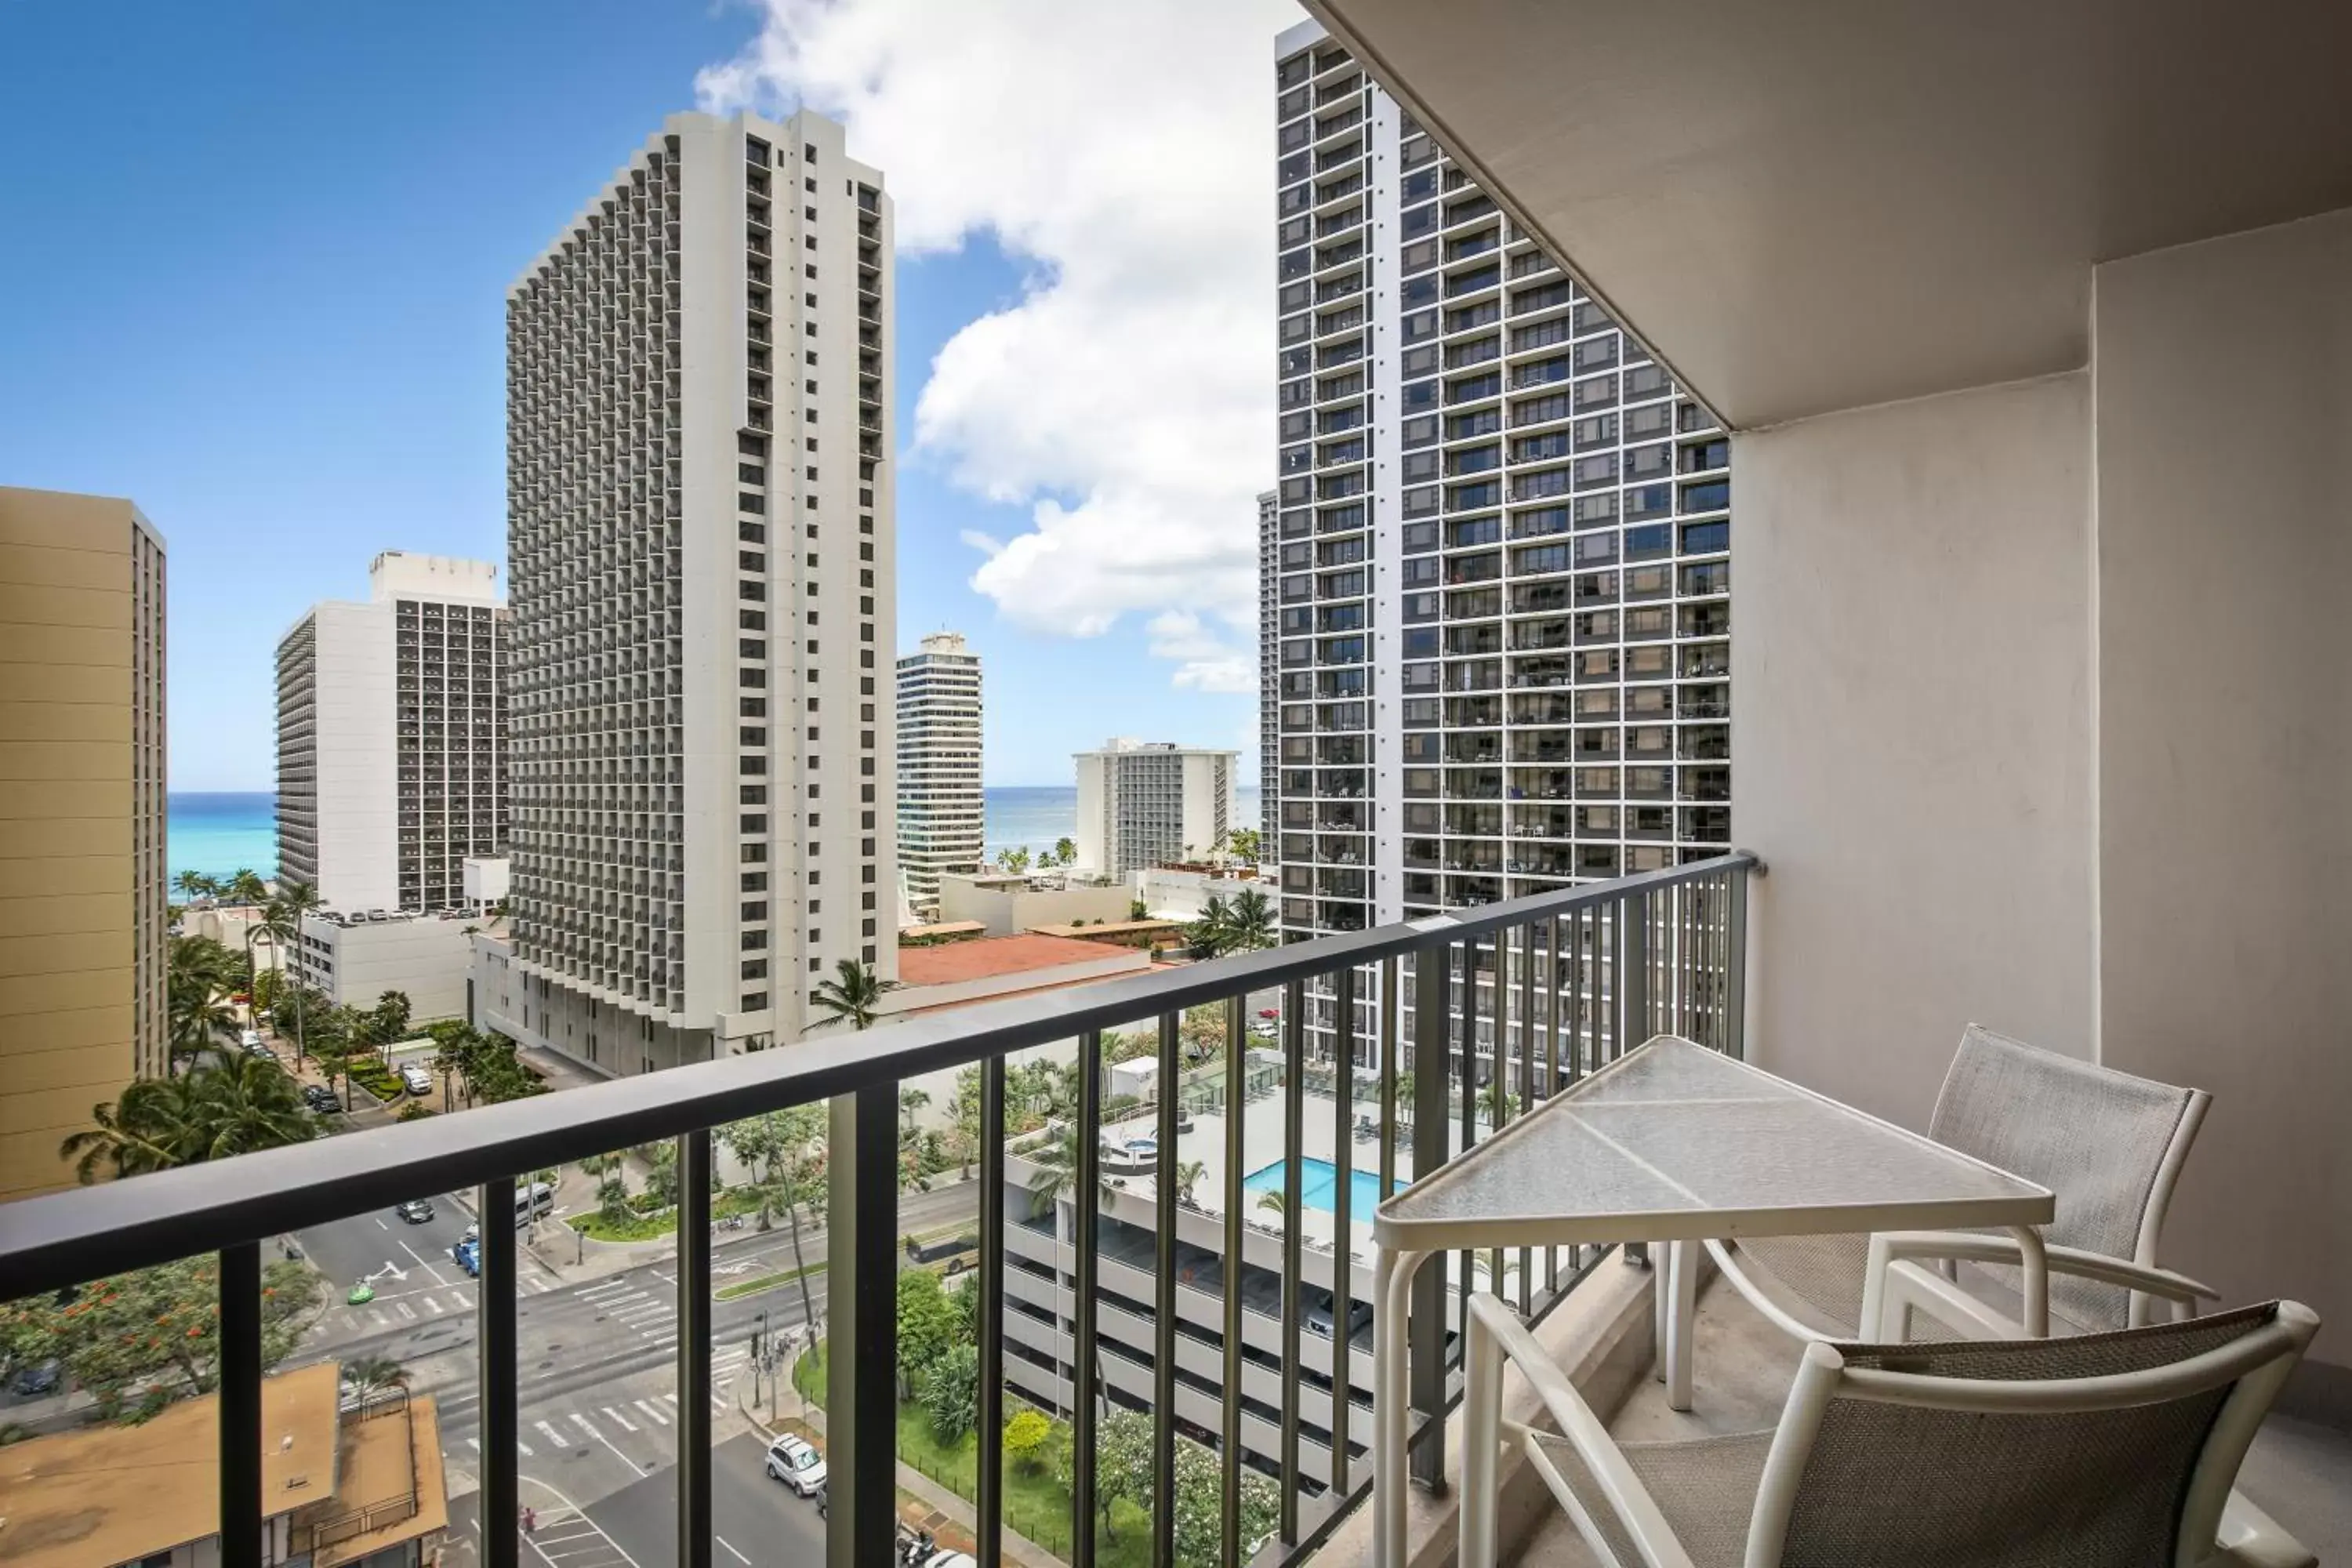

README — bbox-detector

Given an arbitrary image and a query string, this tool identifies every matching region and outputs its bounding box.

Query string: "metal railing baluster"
[1152,1011,1180,1568]
[1329,963,1356,1498]
[1407,942,1448,1490]
[978,1056,1007,1567]
[1222,994,1247,1567]
[1457,938,1477,1358]
[1727,864,1749,1060]
[1072,1029,1103,1568]
[1279,976,1306,1541]
[832,1087,900,1568]
[480,1175,518,1568]
[218,1240,263,1568]
[677,1130,713,1568]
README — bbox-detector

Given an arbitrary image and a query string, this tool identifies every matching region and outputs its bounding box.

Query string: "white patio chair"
[1685,1024,2212,1379]
[1463,1291,2321,1568]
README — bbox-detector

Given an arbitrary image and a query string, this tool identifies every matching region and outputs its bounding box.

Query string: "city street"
[449,1432,823,1567]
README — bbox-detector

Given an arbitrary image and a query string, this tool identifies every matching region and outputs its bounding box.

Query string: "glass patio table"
[1368,1034,2054,1568]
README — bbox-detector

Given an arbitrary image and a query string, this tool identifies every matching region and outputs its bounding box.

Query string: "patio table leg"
[1652,1240,1668,1381]
[1664,1238,1698,1410]
[1374,1245,1428,1568]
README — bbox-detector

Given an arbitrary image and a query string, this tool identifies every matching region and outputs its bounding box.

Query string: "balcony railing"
[0,854,1752,1568]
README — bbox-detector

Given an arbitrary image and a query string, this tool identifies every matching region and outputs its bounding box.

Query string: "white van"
[513,1181,554,1227]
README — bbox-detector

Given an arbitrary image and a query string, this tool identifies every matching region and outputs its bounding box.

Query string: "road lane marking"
[466,1436,537,1457]
[579,1279,633,1298]
[569,1410,646,1475]
[592,1290,650,1308]
[374,1217,389,1230]
[448,1287,471,1308]
[369,1308,390,1328]
[397,1239,452,1285]
[717,1537,751,1564]
[600,1405,637,1432]
[396,1301,416,1320]
[517,1483,644,1568]
[632,1398,669,1426]
[535,1418,565,1446]
[652,1270,677,1284]
[423,1295,443,1314]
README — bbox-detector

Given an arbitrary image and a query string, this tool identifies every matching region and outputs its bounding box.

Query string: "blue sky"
[0,1,1276,790]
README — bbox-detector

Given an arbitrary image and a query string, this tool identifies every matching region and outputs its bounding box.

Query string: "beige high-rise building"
[0,487,167,1200]
[503,109,897,1069]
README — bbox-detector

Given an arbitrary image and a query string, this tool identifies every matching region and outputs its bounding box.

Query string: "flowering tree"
[1,1256,323,1423]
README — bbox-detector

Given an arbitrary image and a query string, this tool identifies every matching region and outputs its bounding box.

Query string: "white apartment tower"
[1073,739,1238,880]
[1257,487,1280,844]
[895,631,983,920]
[275,553,509,915]
[1269,21,1731,978]
[505,110,897,1070]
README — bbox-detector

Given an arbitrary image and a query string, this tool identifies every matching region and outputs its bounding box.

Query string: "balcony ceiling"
[1305,0,2352,429]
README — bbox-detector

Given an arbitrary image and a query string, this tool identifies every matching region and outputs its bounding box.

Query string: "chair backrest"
[1928,1023,2207,1327]
[1753,1301,2315,1568]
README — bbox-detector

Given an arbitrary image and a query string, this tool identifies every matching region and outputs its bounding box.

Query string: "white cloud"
[698,0,1299,679]
[1148,609,1258,694]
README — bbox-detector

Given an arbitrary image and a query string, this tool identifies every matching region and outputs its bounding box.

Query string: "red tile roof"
[897,932,1134,986]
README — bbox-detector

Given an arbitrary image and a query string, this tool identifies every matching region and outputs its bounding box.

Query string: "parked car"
[240,1029,264,1051]
[451,1237,481,1277]
[8,1360,61,1398]
[400,1063,433,1096]
[394,1198,434,1225]
[303,1085,343,1114]
[765,1434,827,1497]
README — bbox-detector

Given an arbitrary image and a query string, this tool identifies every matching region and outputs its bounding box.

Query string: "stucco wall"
[1731,372,2097,1126]
[2091,209,2352,1385]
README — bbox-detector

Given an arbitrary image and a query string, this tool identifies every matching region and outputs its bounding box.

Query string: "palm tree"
[166,935,244,1068]
[1187,895,1231,956]
[1176,1159,1206,1207]
[61,1058,315,1180]
[1000,845,1032,876]
[242,899,300,1023]
[1052,836,1076,869]
[1256,1189,1287,1218]
[1222,887,1276,953]
[342,1355,410,1407]
[181,1054,319,1161]
[172,869,211,904]
[60,1076,201,1181]
[810,957,893,1032]
[225,868,269,908]
[271,881,325,1066]
[1023,1124,1120,1218]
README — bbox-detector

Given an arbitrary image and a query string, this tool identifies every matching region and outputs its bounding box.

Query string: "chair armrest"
[1875,1231,2213,1302]
[1465,1292,1699,1568]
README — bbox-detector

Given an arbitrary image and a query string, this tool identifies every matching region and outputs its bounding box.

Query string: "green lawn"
[567,1185,773,1243]
[716,1258,827,1302]
[793,1339,1154,1566]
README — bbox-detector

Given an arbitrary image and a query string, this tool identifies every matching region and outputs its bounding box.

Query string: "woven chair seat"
[1532,1427,1773,1568]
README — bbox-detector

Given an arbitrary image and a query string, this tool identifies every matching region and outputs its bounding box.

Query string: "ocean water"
[167,785,1261,887]
[983,785,1261,862]
[169,793,278,885]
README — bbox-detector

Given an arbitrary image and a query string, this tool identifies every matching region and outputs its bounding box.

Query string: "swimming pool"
[1242,1156,1392,1217]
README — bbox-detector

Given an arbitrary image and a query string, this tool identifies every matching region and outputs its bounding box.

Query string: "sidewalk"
[746,1342,1066,1568]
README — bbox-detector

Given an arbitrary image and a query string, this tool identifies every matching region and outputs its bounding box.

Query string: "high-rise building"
[1257,487,1280,844]
[503,110,896,1069]
[1073,739,1237,880]
[1269,20,1730,976]
[895,630,982,920]
[274,553,509,915]
[0,487,166,1199]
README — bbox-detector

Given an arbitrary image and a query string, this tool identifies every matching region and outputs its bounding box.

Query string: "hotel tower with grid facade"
[503,110,897,1069]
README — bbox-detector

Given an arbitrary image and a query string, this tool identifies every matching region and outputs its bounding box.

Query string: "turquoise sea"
[168,786,1262,886]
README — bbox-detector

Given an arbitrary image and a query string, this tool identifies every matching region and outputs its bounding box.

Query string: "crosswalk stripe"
[535,1419,565,1446]
[396,1301,416,1320]
[527,1276,553,1294]
[579,1279,633,1298]
[633,1398,670,1426]
[519,1439,534,1457]
[596,1290,652,1308]
[448,1287,470,1309]
[423,1295,443,1314]
[568,1411,600,1439]
[369,1308,390,1327]
[662,1392,680,1404]
[602,1405,638,1432]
